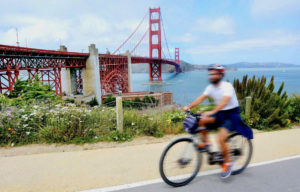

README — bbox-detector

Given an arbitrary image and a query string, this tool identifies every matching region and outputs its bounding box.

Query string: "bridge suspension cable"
[160,14,172,59]
[112,12,148,55]
[130,27,149,55]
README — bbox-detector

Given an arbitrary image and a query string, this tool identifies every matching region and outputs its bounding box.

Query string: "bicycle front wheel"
[159,137,202,187]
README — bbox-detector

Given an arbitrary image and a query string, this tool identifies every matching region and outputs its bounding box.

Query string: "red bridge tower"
[149,8,162,82]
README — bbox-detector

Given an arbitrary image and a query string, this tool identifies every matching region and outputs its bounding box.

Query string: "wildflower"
[55,104,61,108]
[11,143,15,147]
[131,122,135,126]
[26,131,30,135]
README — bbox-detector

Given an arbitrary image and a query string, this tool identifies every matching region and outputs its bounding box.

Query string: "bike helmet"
[207,64,225,74]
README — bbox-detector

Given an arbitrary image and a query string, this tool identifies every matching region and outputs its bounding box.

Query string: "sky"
[0,0,299,65]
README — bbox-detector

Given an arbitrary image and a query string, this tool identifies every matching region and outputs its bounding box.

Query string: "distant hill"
[224,62,300,68]
[131,60,206,73]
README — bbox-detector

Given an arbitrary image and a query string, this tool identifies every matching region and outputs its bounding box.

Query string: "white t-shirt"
[203,81,239,110]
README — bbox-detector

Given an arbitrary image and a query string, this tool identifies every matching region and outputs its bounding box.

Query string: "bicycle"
[159,110,253,187]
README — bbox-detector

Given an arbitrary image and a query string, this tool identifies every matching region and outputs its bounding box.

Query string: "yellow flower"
[166,119,171,124]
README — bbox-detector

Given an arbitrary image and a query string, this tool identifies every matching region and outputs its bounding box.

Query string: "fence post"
[116,96,123,132]
[245,96,252,119]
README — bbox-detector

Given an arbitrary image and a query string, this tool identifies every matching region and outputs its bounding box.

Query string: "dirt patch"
[0,134,187,157]
[0,126,296,157]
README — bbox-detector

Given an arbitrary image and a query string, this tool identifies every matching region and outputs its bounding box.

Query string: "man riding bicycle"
[183,64,253,179]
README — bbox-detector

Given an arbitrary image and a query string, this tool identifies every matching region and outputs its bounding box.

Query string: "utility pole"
[15,28,20,46]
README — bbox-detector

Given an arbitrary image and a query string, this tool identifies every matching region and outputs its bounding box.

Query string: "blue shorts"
[206,107,254,139]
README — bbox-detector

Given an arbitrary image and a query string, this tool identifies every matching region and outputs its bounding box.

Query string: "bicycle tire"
[159,137,202,187]
[226,132,253,175]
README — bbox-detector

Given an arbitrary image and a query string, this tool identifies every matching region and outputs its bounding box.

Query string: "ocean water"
[131,68,300,106]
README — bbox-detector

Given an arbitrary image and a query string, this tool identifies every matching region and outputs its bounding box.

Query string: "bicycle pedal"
[197,145,210,152]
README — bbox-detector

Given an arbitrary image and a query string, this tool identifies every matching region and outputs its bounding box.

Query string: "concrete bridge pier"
[82,44,102,104]
[60,46,73,96]
[60,46,82,96]
[126,50,132,92]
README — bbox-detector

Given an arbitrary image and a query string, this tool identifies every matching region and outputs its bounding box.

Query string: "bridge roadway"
[0,44,180,71]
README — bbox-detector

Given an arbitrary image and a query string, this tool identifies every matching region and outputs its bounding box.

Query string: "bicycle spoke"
[159,138,202,187]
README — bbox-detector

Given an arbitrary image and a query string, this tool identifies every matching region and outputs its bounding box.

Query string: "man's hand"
[183,106,190,112]
[202,110,215,117]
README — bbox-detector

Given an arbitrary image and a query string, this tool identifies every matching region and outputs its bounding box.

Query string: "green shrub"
[0,94,10,110]
[65,98,75,103]
[288,94,300,122]
[108,131,132,142]
[7,78,60,107]
[103,95,116,107]
[234,75,291,130]
[87,97,99,107]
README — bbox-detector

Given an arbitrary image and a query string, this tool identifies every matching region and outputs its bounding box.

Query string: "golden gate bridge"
[0,8,182,101]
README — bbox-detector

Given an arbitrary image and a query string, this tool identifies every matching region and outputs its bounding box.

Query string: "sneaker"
[197,142,211,152]
[220,162,234,179]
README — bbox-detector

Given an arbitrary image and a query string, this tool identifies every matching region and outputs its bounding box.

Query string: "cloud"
[79,15,111,35]
[171,32,197,43]
[0,13,149,53]
[0,15,70,45]
[186,32,300,54]
[251,0,300,16]
[194,16,235,35]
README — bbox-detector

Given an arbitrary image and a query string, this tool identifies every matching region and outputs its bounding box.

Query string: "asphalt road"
[116,157,300,192]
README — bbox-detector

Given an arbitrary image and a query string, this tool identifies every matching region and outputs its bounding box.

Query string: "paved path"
[112,156,300,192]
[1,128,300,192]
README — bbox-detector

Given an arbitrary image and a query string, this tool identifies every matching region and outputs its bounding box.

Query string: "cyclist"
[183,64,253,179]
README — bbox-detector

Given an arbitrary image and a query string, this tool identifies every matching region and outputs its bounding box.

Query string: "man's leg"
[218,127,230,163]
[218,127,234,178]
[198,117,215,143]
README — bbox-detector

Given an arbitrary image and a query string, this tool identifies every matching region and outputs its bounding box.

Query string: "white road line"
[78,154,300,192]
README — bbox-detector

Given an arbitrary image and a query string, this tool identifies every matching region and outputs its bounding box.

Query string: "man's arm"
[184,94,208,111]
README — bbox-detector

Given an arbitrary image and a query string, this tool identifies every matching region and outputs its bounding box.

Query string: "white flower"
[33,105,38,109]
[26,131,30,135]
[11,143,15,147]
[94,136,98,139]
[131,122,135,126]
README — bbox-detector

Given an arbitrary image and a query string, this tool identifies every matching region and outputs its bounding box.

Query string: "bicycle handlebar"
[185,110,202,118]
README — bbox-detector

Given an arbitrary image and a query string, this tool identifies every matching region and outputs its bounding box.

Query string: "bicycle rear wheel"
[159,137,202,187]
[227,132,253,175]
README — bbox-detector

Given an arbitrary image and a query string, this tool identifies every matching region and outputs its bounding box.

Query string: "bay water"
[132,68,300,106]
